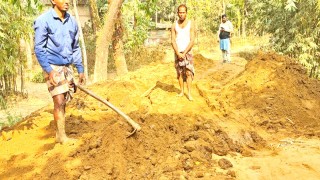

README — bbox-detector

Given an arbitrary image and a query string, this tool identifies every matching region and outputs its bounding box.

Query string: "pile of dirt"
[33,113,256,179]
[1,48,320,179]
[220,51,320,137]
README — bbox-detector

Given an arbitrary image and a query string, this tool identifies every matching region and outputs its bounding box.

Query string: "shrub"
[31,71,45,83]
[0,95,7,110]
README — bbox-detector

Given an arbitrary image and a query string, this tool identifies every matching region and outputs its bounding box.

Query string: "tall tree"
[94,0,124,82]
[89,0,101,33]
[112,9,128,76]
[73,0,89,80]
[229,0,248,36]
[26,33,33,69]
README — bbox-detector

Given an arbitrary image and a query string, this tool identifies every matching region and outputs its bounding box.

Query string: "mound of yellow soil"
[1,49,319,179]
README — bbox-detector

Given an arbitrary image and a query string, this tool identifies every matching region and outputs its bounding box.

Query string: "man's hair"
[221,14,227,18]
[178,4,188,12]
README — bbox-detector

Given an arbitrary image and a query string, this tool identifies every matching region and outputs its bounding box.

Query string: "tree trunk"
[26,33,33,69]
[89,0,101,34]
[94,0,124,82]
[112,10,128,76]
[155,10,158,27]
[242,0,247,37]
[133,13,137,29]
[19,39,25,92]
[242,19,246,37]
[20,64,24,92]
[222,0,226,14]
[73,0,89,80]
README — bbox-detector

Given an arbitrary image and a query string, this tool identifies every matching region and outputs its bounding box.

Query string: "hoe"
[76,85,141,137]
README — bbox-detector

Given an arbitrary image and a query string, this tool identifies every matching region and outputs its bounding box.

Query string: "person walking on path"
[171,4,195,101]
[217,14,233,63]
[34,0,85,144]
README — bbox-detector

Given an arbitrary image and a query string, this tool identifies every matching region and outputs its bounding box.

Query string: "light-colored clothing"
[218,20,233,62]
[221,49,231,63]
[44,64,75,102]
[218,20,233,33]
[220,39,231,62]
[174,20,195,81]
[175,21,191,53]
[34,8,84,74]
[175,53,194,81]
[220,39,230,51]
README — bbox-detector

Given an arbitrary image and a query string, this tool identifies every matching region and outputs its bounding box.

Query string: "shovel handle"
[76,85,141,131]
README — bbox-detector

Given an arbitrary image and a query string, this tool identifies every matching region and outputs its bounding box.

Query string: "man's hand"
[78,73,85,85]
[48,70,59,86]
[177,52,185,61]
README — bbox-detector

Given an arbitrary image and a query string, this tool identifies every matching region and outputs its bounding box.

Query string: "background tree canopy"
[1,0,319,96]
[0,0,42,94]
[246,0,320,77]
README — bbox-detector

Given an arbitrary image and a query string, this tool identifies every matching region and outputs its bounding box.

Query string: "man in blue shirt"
[34,0,85,144]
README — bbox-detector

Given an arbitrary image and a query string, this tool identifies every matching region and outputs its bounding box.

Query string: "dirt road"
[0,82,51,127]
[1,40,320,179]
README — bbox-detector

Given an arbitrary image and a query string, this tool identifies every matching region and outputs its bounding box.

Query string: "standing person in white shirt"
[171,4,195,101]
[217,14,233,63]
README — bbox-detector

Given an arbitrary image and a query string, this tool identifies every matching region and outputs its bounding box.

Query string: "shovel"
[76,85,141,137]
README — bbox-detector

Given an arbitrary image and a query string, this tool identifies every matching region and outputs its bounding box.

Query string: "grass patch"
[238,51,257,61]
[0,112,22,130]
[0,95,7,110]
[31,71,45,83]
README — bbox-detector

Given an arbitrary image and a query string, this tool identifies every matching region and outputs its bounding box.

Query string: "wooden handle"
[77,85,141,131]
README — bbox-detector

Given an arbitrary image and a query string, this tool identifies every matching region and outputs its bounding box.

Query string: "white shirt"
[175,20,191,52]
[218,20,233,33]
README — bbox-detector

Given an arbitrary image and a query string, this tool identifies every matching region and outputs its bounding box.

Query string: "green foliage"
[0,0,42,92]
[0,94,7,110]
[82,22,97,76]
[227,0,247,36]
[6,112,22,127]
[154,0,175,22]
[122,0,157,53]
[31,71,45,83]
[97,0,108,19]
[0,112,22,130]
[0,122,4,130]
[90,0,320,78]
[246,0,320,78]
[155,0,221,33]
[184,0,221,33]
[92,0,157,65]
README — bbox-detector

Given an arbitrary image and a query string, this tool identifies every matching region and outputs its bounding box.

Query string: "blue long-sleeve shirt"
[34,8,84,73]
